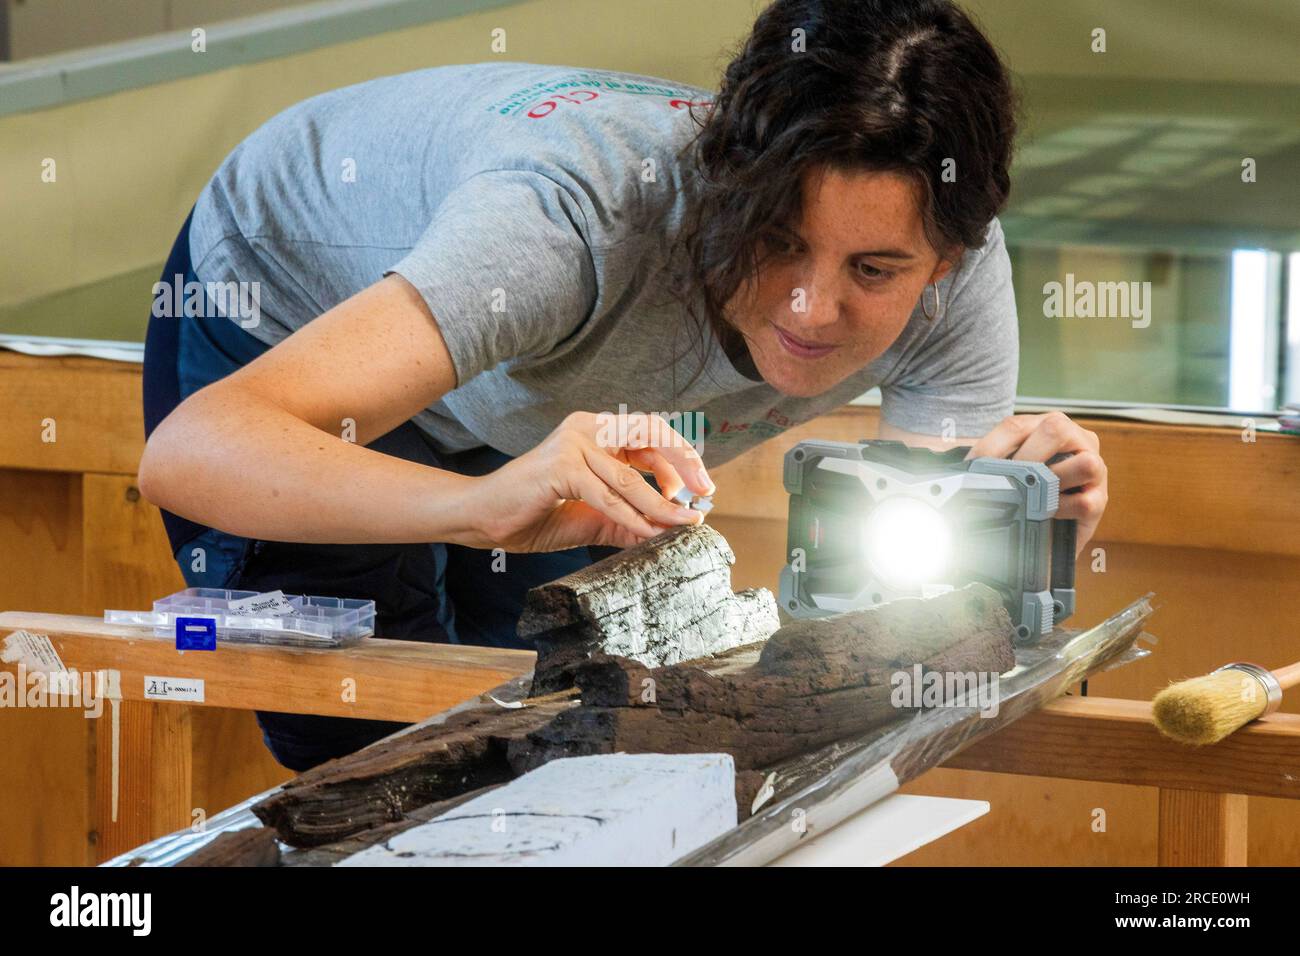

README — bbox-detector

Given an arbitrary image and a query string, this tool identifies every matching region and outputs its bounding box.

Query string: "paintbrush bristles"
[1153,669,1268,745]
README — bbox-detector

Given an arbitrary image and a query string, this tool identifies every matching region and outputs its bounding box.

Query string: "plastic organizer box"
[104,587,375,648]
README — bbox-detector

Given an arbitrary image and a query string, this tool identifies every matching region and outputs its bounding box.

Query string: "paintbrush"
[1152,661,1300,745]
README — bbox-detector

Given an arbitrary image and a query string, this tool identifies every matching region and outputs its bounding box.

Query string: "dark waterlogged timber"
[249,525,1016,852]
[174,826,281,867]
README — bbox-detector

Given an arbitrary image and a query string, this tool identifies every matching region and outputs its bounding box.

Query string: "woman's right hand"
[140,277,712,551]
[464,411,716,553]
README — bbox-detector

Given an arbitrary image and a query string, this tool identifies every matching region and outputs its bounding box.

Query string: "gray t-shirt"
[189,61,1018,466]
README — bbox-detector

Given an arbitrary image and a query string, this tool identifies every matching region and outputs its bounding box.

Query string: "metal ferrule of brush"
[1213,662,1283,717]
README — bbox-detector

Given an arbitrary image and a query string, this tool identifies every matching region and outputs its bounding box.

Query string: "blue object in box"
[176,616,217,651]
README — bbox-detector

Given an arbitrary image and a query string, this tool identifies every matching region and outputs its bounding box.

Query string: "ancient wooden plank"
[174,827,281,867]
[252,696,577,847]
[518,524,779,693]
[253,584,1013,850]
[280,783,508,866]
[509,585,1015,775]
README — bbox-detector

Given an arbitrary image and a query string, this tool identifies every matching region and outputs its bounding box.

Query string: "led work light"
[778,439,1077,643]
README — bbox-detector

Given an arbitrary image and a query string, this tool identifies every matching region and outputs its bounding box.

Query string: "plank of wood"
[0,468,93,866]
[81,471,197,860]
[174,826,281,867]
[252,694,579,846]
[514,584,1015,777]
[337,754,737,867]
[280,783,507,866]
[0,352,145,475]
[518,524,779,694]
[253,583,1014,849]
[943,696,1300,800]
[0,612,534,723]
[92,699,192,862]
[1158,789,1248,866]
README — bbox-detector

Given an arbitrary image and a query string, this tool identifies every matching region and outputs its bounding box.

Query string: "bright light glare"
[862,497,952,590]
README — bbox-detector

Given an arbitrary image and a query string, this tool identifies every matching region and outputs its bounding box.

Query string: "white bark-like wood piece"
[336,753,737,867]
[518,524,780,693]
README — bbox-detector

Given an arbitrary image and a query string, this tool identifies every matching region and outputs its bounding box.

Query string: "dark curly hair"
[666,0,1018,392]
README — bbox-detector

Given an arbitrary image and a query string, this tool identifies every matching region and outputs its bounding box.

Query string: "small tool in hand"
[671,486,714,515]
[1152,661,1300,745]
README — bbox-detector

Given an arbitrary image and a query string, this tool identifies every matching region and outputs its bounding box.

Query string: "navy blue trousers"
[142,213,607,771]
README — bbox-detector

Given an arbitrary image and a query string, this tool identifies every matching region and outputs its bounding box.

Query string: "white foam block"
[337,753,737,867]
[769,794,990,867]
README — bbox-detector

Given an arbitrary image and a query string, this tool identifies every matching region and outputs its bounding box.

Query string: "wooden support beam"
[1158,789,1248,866]
[0,352,145,475]
[0,612,534,723]
[943,695,1300,800]
[93,700,193,861]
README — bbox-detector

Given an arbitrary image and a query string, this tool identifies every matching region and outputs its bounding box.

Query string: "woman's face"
[726,166,955,398]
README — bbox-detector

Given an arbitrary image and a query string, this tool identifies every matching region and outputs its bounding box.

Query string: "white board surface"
[338,752,737,867]
[769,793,989,867]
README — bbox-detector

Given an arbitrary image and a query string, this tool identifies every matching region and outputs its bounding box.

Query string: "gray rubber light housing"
[777,439,1077,644]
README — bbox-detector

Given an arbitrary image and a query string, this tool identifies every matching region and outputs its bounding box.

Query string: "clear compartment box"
[104,587,375,648]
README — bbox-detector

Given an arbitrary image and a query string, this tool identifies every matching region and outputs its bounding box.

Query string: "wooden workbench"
[2,349,1298,865]
[96,689,1299,867]
[0,609,532,862]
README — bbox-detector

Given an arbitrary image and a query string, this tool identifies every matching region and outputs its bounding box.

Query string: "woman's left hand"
[963,411,1108,554]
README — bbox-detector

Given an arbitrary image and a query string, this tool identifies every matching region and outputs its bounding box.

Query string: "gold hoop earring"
[921,282,940,321]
